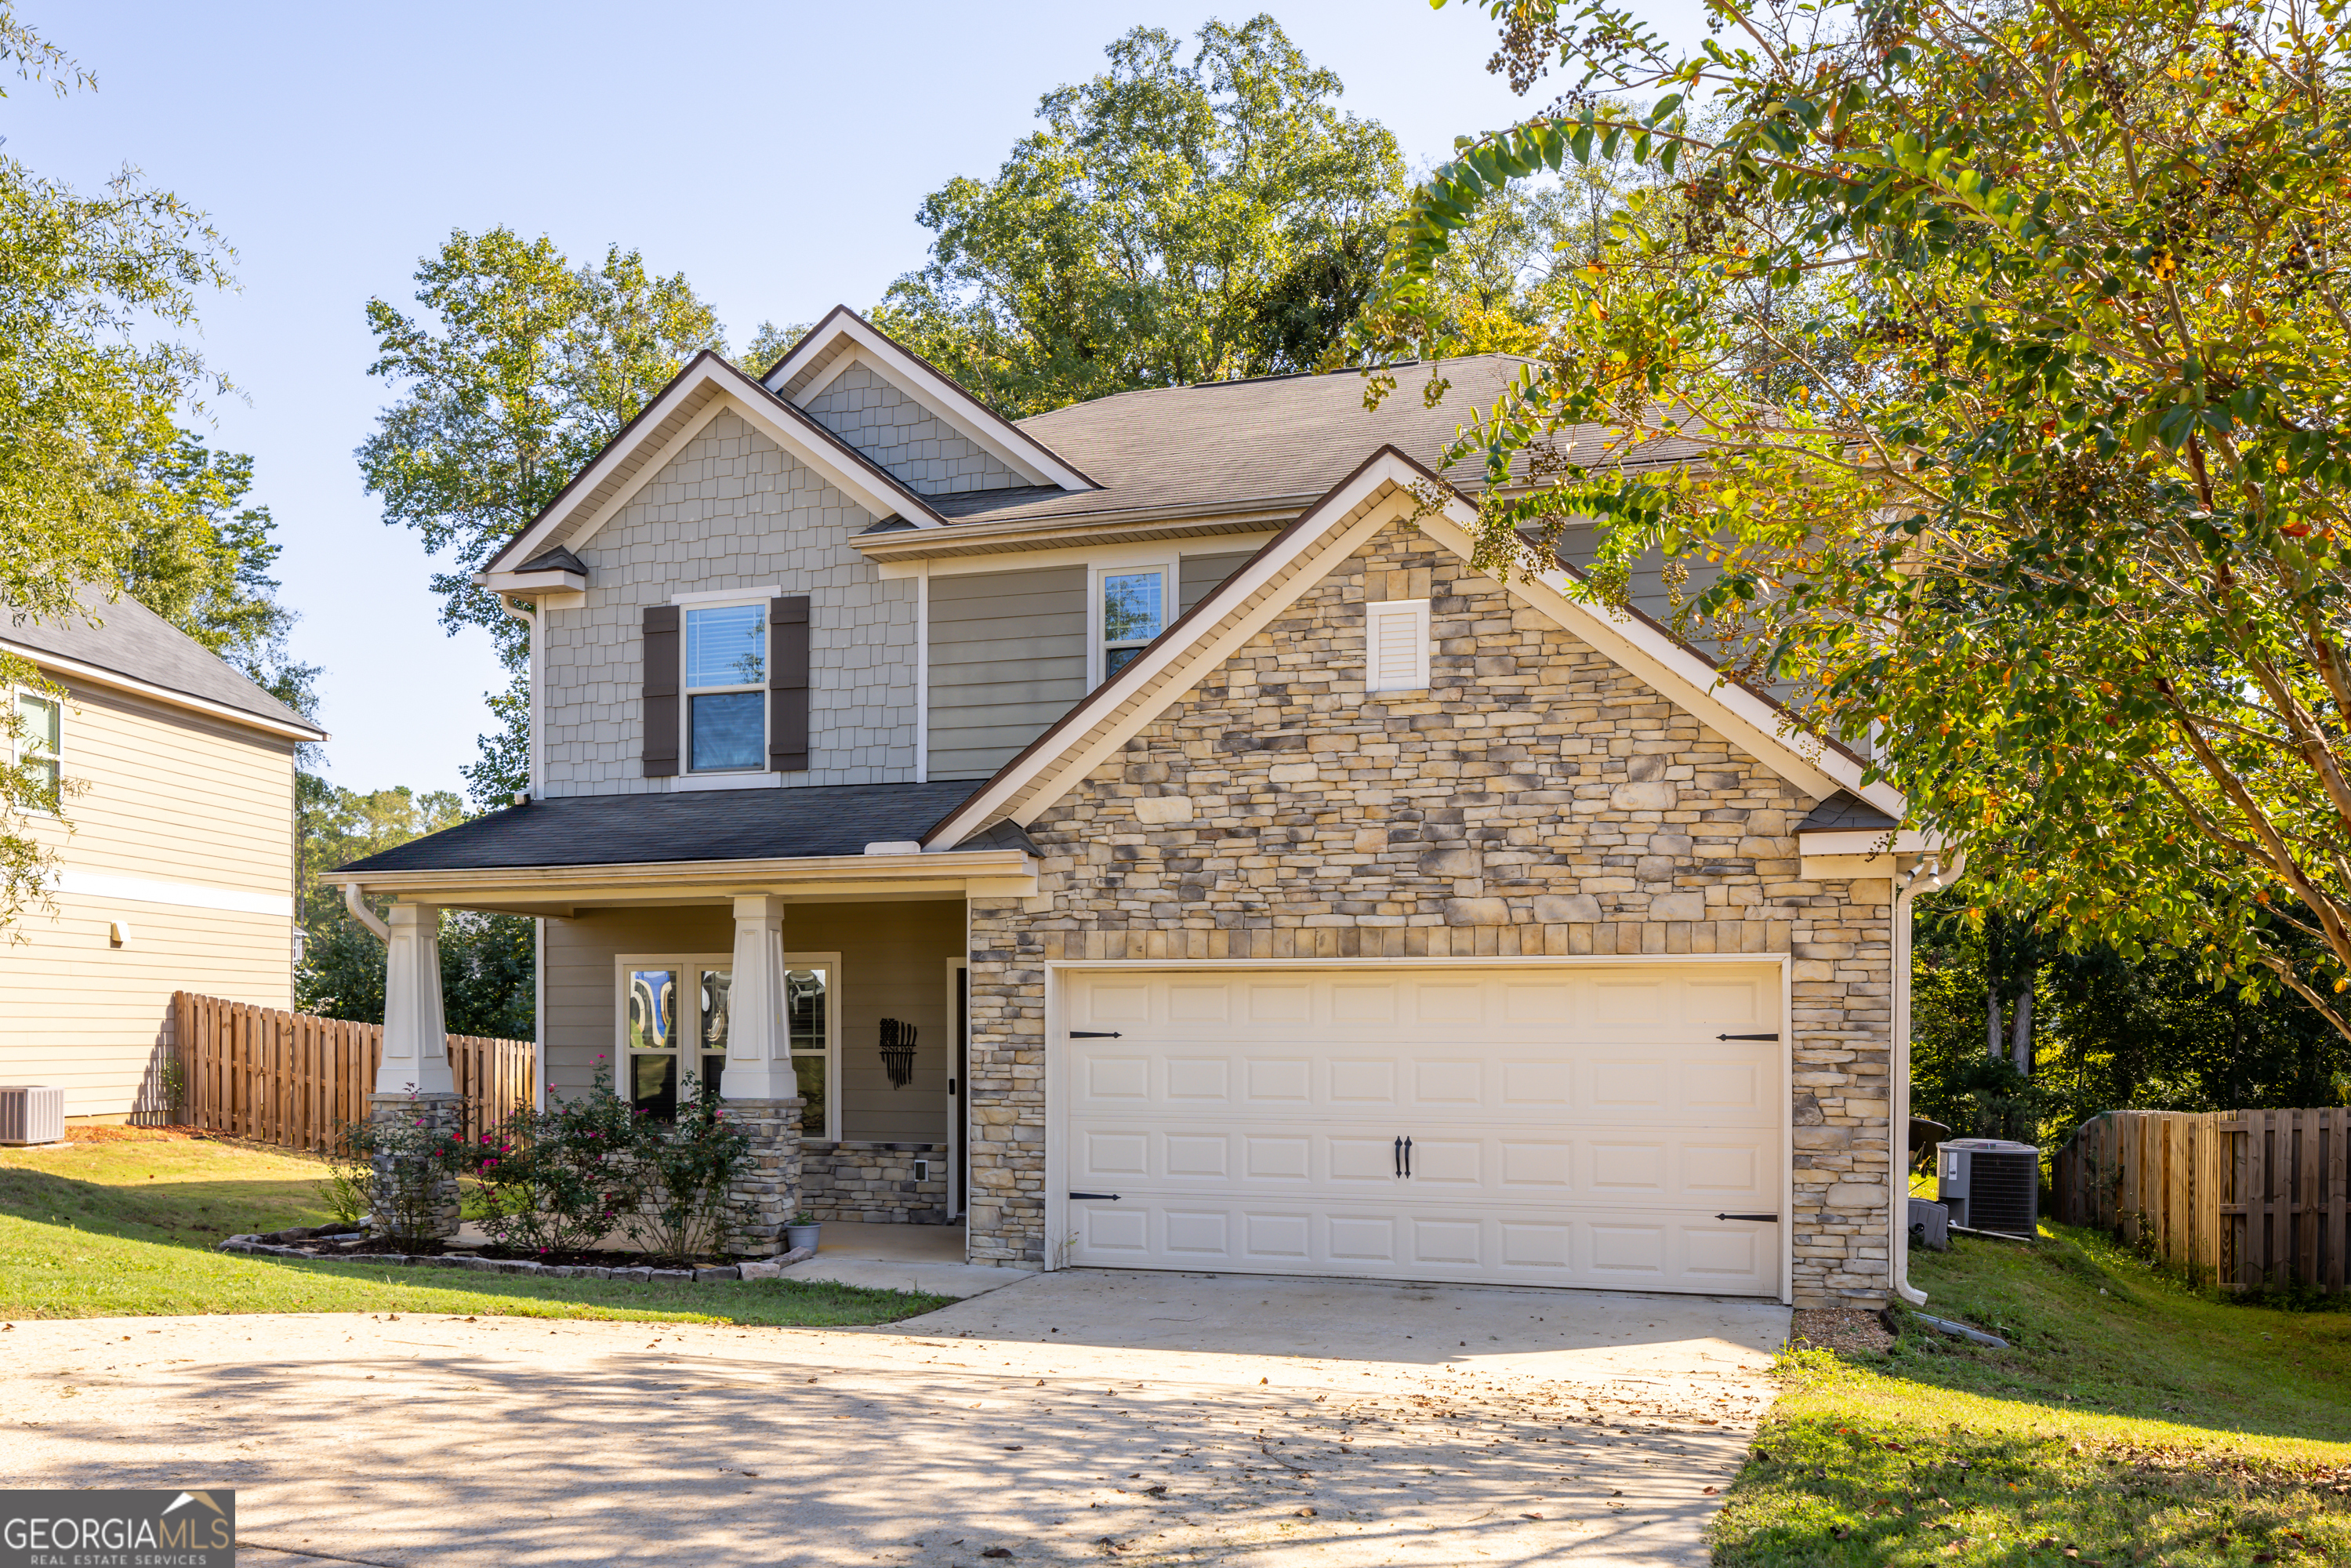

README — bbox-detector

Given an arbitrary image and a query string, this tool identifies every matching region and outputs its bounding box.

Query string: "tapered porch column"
[375,902,455,1095]
[368,902,462,1242]
[720,894,804,1257]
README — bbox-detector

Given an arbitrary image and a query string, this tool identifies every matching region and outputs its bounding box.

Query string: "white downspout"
[497,597,539,798]
[343,881,390,942]
[495,593,546,1109]
[1891,848,1966,1305]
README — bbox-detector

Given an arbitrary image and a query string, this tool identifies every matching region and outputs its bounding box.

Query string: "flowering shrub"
[616,1071,752,1265]
[469,1062,637,1256]
[339,1094,468,1245]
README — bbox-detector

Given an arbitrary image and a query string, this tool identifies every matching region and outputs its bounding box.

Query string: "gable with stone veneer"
[962,515,1892,1308]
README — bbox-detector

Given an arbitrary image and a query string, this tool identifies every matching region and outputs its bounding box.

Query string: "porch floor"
[789,1221,1030,1301]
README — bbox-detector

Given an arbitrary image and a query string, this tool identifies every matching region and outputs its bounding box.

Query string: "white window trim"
[10,684,61,816]
[614,951,841,1138]
[680,597,771,776]
[1089,557,1177,690]
[1365,597,1432,695]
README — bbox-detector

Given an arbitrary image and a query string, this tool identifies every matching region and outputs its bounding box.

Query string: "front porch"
[334,786,1039,1261]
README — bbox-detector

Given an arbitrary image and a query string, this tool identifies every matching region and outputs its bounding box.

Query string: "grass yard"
[1714,1221,2351,1566]
[0,1131,955,1327]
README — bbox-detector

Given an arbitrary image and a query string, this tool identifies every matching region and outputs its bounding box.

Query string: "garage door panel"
[1063,966,1783,1296]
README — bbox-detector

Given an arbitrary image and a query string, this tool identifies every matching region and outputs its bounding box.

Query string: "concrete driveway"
[0,1272,1787,1566]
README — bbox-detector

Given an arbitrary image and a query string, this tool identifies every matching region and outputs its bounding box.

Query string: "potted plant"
[785,1210,821,1253]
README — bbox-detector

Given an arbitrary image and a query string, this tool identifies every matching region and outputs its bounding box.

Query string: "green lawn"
[0,1132,955,1327]
[1714,1221,2351,1566]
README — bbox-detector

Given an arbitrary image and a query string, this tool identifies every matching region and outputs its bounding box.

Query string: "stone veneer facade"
[964,520,1894,1308]
[539,409,920,794]
[800,1140,952,1225]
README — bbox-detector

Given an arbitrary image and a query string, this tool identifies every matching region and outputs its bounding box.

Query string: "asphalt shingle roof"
[921,357,1706,529]
[1,588,322,735]
[337,779,985,873]
[1796,790,1901,834]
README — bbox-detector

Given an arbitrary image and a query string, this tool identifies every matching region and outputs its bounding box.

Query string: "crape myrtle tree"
[359,229,724,806]
[1349,0,2351,1046]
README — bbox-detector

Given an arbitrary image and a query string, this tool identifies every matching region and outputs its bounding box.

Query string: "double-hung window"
[619,953,836,1136]
[685,604,766,772]
[13,691,59,811]
[1099,568,1166,683]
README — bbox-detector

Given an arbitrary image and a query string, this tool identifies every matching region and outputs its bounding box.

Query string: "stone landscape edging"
[215,1236,815,1282]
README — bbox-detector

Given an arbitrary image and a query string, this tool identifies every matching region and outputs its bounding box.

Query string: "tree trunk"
[1986,989,2005,1059]
[2009,982,2034,1078]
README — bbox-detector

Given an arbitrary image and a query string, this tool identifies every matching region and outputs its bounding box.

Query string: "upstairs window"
[684,604,766,771]
[13,691,59,809]
[1100,568,1165,681]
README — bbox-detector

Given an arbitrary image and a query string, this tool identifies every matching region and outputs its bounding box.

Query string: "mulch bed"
[64,1125,207,1143]
[273,1229,713,1270]
[1791,1307,1897,1356]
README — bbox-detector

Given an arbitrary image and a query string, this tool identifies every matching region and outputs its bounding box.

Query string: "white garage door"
[1060,965,1784,1297]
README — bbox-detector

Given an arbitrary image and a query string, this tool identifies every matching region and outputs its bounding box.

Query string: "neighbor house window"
[684,603,766,771]
[1100,568,1165,682]
[13,691,59,810]
[619,954,835,1133]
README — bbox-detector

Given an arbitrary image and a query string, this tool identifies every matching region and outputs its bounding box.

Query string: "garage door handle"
[1717,1033,1780,1040]
[1716,1212,1780,1222]
[1069,1031,1123,1038]
[1393,1137,1402,1178]
[1070,1192,1122,1201]
[1403,1136,1412,1179]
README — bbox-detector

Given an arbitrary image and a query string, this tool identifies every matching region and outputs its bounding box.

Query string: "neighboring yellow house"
[3,593,325,1123]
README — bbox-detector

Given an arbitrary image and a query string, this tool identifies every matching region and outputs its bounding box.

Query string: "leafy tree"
[876,16,1408,416]
[294,775,532,1040]
[122,433,319,720]
[358,229,723,805]
[0,4,235,932]
[1356,0,2351,1045]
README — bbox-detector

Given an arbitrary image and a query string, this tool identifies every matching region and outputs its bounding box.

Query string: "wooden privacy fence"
[2053,1108,2351,1293]
[174,992,534,1155]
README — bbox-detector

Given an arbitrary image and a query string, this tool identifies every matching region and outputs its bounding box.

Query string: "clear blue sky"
[13,0,1702,797]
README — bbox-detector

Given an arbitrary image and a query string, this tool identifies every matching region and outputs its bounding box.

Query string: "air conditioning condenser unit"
[1938,1137,2039,1236]
[0,1085,67,1147]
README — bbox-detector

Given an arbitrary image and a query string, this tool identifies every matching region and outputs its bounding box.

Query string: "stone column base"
[720,1098,804,1258]
[366,1091,465,1243]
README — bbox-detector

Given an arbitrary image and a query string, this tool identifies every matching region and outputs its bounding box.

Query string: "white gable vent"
[1366,598,1431,693]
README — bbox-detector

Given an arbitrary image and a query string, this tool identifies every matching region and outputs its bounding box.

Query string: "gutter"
[332,845,1038,900]
[1891,848,1966,1307]
[343,882,390,942]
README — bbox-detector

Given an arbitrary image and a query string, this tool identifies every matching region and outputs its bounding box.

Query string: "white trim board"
[51,868,294,919]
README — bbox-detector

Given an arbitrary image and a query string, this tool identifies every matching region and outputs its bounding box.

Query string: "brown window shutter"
[769,595,811,773]
[642,604,680,777]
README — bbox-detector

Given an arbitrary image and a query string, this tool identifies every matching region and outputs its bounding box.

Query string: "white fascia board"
[4,641,325,743]
[875,532,1282,582]
[334,847,1036,903]
[768,315,1092,494]
[482,362,940,577]
[1414,502,1909,820]
[923,456,1419,848]
[1799,828,1945,856]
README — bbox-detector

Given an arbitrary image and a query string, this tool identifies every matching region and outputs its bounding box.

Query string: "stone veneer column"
[721,1097,804,1257]
[365,1090,463,1241]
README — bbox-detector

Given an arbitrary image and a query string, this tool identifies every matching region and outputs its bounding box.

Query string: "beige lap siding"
[966,519,1893,1307]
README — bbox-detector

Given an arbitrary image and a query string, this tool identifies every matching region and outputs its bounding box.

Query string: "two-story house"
[337,307,1939,1309]
[3,591,325,1125]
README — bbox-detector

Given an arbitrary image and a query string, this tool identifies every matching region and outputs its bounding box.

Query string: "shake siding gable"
[539,409,920,795]
[800,362,1028,497]
[927,566,1089,781]
[963,515,1895,1308]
